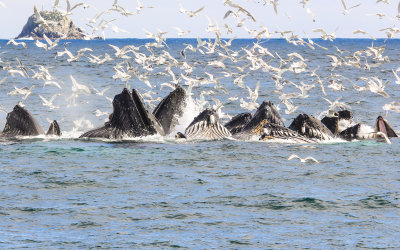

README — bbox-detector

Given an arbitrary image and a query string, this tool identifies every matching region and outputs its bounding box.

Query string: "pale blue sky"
[0,0,399,39]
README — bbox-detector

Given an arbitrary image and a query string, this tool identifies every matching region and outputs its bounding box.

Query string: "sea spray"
[171,94,206,136]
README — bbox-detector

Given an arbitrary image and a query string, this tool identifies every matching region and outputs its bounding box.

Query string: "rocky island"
[16,6,88,40]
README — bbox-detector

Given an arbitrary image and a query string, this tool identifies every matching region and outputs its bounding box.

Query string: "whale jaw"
[80,88,165,139]
[242,101,284,132]
[289,113,334,141]
[375,116,397,138]
[2,105,44,137]
[153,85,186,135]
[181,108,231,140]
[46,120,62,136]
[224,112,252,135]
[260,123,316,143]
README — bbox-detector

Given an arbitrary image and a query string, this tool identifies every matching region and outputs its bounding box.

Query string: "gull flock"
[1,0,400,164]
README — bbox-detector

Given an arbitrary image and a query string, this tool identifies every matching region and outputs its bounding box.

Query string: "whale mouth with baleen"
[289,113,334,141]
[375,116,398,138]
[177,108,232,140]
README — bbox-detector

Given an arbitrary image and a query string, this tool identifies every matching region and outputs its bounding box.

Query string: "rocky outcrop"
[16,7,88,39]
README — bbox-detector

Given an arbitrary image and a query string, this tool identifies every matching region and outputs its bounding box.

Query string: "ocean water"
[0,38,399,248]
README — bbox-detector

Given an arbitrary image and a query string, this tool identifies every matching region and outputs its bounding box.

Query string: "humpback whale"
[339,116,398,141]
[289,113,334,140]
[80,88,165,139]
[375,116,398,138]
[321,110,353,135]
[46,120,62,136]
[224,112,252,135]
[152,85,186,135]
[176,108,231,140]
[2,105,44,137]
[1,104,61,137]
[260,123,316,143]
[242,101,284,131]
[234,101,284,139]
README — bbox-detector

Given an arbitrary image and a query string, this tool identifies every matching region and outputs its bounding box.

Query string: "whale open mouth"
[2,105,44,137]
[375,116,397,138]
[80,88,165,139]
[377,118,387,135]
[180,108,232,140]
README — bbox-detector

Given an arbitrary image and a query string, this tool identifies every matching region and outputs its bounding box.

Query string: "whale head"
[289,113,334,140]
[153,85,186,135]
[181,108,231,140]
[2,105,44,137]
[375,116,397,138]
[80,88,165,139]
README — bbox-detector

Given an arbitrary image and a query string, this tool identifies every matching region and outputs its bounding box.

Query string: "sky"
[0,0,400,39]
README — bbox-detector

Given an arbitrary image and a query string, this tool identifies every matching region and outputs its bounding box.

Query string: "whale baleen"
[176,108,231,140]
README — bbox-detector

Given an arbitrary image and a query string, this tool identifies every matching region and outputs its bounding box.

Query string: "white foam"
[338,119,357,133]
[356,124,375,139]
[172,95,205,135]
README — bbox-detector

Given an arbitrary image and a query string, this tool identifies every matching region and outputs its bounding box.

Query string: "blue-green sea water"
[0,38,399,248]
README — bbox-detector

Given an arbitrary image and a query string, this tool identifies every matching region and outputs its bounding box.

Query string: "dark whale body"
[1,105,61,137]
[153,85,186,135]
[224,112,252,135]
[2,105,44,137]
[321,110,353,135]
[289,113,334,140]
[233,101,284,139]
[80,88,165,139]
[338,116,397,141]
[46,120,62,136]
[242,101,284,132]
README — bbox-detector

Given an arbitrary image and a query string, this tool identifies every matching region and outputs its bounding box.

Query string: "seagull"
[382,101,400,114]
[8,86,35,100]
[136,0,154,14]
[375,132,391,144]
[224,0,256,21]
[288,154,319,163]
[93,109,109,117]
[392,68,400,84]
[173,27,191,36]
[306,7,316,22]
[355,76,390,97]
[312,28,337,41]
[33,5,50,29]
[179,3,205,18]
[340,0,361,14]
[7,39,27,48]
[57,47,92,63]
[281,98,298,115]
[376,0,390,4]
[91,85,111,96]
[323,96,351,111]
[39,94,60,109]
[35,39,48,50]
[43,34,60,50]
[44,80,62,89]
[109,44,131,59]
[240,81,260,111]
[58,0,84,16]
[70,75,91,94]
